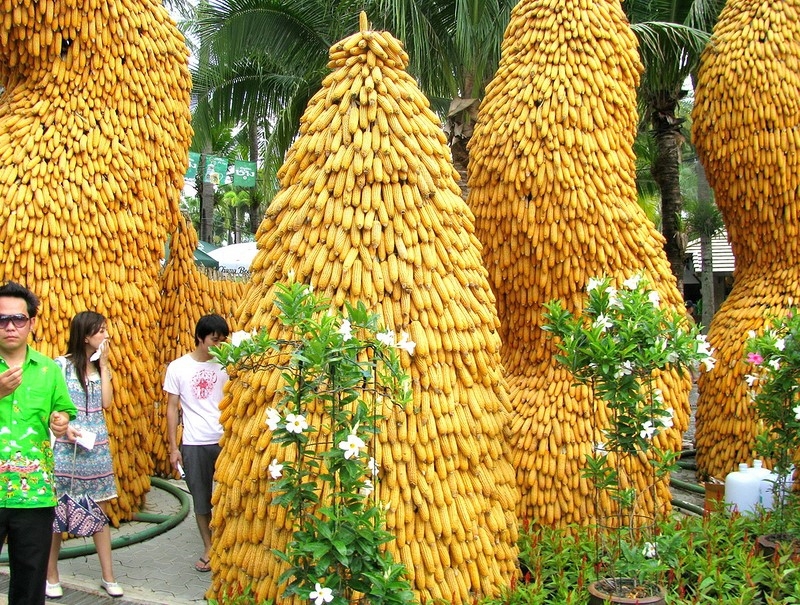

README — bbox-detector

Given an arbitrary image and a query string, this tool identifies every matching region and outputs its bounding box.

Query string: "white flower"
[285,413,309,434]
[594,442,609,456]
[776,338,786,351]
[640,420,657,440]
[360,479,375,497]
[660,407,674,429]
[309,583,334,605]
[642,542,657,559]
[748,330,757,339]
[794,405,800,421]
[368,457,379,477]
[287,268,296,283]
[614,361,633,379]
[700,356,716,372]
[648,290,661,308]
[623,274,642,290]
[587,277,604,292]
[268,458,283,479]
[768,358,781,371]
[607,287,621,308]
[696,334,714,357]
[230,330,254,346]
[594,314,614,332]
[666,350,679,364]
[265,408,281,431]
[339,433,366,460]
[338,319,353,341]
[652,388,664,405]
[376,330,396,347]
[396,331,417,355]
[745,374,759,387]
[305,284,314,294]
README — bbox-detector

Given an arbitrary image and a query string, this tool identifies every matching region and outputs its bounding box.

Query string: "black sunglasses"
[0,314,31,329]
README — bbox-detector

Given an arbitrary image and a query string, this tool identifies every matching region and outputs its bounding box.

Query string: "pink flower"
[747,352,764,365]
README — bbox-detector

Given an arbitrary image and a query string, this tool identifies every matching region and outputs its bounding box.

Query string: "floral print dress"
[52,357,118,502]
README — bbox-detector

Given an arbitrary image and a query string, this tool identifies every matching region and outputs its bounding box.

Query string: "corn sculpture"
[691,0,800,480]
[154,214,246,476]
[467,0,691,526]
[0,0,192,521]
[208,13,520,604]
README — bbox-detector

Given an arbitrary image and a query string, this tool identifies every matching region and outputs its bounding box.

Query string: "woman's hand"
[65,424,83,442]
[98,339,111,370]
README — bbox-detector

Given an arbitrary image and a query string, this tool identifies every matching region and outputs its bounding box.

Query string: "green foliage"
[207,585,272,605]
[482,512,800,605]
[744,311,800,536]
[542,274,714,591]
[212,282,415,605]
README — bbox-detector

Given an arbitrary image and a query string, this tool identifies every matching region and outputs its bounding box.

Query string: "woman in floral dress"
[45,311,123,598]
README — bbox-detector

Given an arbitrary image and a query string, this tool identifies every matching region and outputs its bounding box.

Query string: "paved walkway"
[0,478,210,604]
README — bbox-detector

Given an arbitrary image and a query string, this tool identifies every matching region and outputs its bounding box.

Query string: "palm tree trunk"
[650,92,685,292]
[199,145,215,242]
[699,233,714,334]
[248,120,261,235]
[696,161,715,330]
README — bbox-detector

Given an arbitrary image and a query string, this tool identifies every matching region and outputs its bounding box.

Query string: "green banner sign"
[204,156,229,185]
[233,161,257,188]
[186,152,200,180]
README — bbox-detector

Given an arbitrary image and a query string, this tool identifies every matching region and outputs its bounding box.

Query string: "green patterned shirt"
[0,347,76,508]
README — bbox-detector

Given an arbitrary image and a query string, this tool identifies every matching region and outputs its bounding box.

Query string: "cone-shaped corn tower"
[0,0,192,521]
[209,13,519,604]
[467,0,691,526]
[154,214,246,475]
[691,0,800,479]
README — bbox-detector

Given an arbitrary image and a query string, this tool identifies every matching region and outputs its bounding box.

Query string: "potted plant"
[543,274,714,604]
[744,311,800,555]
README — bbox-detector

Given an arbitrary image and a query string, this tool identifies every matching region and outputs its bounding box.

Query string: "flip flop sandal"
[195,557,211,572]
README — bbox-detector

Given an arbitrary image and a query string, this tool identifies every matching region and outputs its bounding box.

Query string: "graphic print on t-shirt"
[192,369,219,400]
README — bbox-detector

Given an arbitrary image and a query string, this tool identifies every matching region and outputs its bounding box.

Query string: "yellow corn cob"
[209,12,519,605]
[467,0,691,527]
[691,0,800,480]
[0,0,192,524]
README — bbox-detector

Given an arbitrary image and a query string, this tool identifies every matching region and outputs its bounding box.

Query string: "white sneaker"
[100,579,124,598]
[45,581,62,599]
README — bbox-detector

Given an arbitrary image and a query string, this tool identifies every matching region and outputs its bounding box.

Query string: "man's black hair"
[194,314,230,345]
[0,281,40,318]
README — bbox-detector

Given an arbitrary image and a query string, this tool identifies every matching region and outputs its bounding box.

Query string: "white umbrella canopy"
[207,241,258,273]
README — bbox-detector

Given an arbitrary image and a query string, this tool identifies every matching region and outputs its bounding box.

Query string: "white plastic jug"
[724,463,761,514]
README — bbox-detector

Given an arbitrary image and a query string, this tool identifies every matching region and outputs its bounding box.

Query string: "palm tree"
[373,0,515,182]
[192,0,363,220]
[624,0,726,291]
[192,0,516,200]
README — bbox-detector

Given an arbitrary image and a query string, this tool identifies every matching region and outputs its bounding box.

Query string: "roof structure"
[686,230,735,274]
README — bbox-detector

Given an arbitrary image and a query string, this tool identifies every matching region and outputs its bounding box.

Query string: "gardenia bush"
[744,309,800,537]
[542,274,715,594]
[213,282,415,605]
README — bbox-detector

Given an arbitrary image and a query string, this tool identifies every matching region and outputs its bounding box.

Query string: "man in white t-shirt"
[164,314,230,573]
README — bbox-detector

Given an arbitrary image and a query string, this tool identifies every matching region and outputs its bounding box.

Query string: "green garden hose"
[0,477,190,563]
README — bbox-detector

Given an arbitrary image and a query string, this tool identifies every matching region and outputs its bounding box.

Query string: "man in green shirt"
[0,282,78,605]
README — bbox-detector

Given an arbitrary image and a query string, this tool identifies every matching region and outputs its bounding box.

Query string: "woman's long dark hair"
[66,311,106,393]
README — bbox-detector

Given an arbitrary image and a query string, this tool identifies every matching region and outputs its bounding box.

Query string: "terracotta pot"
[756,533,800,559]
[588,579,666,605]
